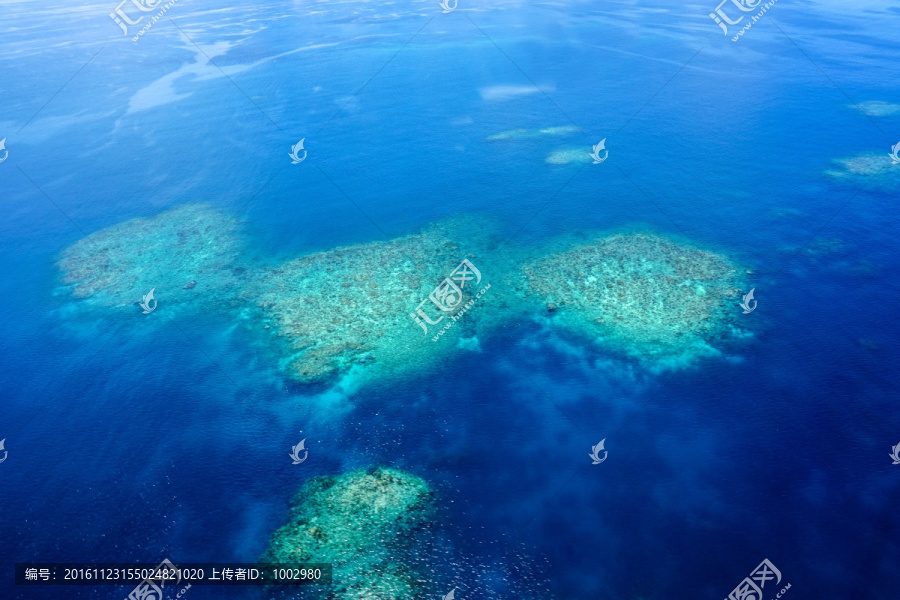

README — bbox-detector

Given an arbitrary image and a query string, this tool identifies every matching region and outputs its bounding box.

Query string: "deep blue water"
[2,0,900,599]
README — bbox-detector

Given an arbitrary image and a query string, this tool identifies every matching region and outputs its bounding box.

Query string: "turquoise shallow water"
[2,0,900,598]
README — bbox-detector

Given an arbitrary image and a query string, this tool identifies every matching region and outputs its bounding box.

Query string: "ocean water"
[2,0,899,599]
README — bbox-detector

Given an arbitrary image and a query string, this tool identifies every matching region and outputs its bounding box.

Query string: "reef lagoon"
[3,1,900,600]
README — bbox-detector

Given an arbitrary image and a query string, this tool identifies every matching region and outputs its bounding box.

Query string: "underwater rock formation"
[486,126,578,141]
[521,233,743,369]
[57,203,244,312]
[245,221,496,385]
[262,467,434,600]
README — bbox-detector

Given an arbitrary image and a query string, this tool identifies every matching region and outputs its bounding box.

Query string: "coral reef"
[854,101,900,117]
[262,467,434,600]
[521,233,743,368]
[824,152,900,188]
[545,148,593,165]
[57,204,245,312]
[244,221,496,385]
[57,203,754,380]
[486,126,578,141]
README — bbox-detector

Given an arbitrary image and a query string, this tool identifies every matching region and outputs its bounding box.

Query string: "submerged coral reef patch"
[245,221,495,385]
[521,233,743,368]
[486,125,578,141]
[263,467,558,600]
[824,152,900,188]
[262,467,433,600]
[545,148,593,165]
[854,101,900,117]
[57,204,244,312]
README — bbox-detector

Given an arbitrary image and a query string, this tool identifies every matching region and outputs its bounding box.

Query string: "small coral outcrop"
[522,233,742,368]
[262,467,434,600]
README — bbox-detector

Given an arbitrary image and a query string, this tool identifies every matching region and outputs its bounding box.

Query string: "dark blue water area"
[3,0,900,599]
